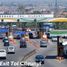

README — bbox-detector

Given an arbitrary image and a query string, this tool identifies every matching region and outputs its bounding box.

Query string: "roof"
[48,18,67,22]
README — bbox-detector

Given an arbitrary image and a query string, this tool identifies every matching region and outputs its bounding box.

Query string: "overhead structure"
[48,18,67,23]
[0,18,17,22]
[0,14,54,22]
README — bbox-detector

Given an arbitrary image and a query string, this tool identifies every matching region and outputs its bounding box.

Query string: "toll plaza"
[48,18,67,60]
[0,14,67,60]
[0,14,54,38]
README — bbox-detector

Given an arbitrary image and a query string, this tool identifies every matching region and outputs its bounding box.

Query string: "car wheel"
[41,61,44,64]
[20,46,22,48]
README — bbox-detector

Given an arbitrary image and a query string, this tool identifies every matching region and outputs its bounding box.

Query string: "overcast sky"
[0,0,67,6]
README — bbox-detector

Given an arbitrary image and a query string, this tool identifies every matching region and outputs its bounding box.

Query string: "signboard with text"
[50,30,67,36]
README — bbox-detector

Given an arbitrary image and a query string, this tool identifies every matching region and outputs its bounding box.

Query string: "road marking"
[27,39,40,48]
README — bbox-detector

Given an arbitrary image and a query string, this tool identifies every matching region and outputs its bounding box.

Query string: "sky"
[0,0,67,6]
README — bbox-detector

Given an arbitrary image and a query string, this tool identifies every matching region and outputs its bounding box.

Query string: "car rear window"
[41,41,47,43]
[0,51,4,52]
[9,47,13,49]
[36,55,44,59]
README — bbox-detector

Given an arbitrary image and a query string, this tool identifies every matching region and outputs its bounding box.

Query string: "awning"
[0,18,17,22]
[48,18,67,22]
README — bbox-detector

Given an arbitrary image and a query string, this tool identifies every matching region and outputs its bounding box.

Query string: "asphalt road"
[0,39,35,67]
[0,39,67,67]
[25,39,67,67]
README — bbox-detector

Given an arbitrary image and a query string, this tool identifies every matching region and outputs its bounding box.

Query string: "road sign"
[50,30,67,36]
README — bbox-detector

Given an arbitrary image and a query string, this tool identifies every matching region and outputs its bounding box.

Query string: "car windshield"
[9,47,13,49]
[0,51,4,52]
[36,55,44,59]
[52,36,57,38]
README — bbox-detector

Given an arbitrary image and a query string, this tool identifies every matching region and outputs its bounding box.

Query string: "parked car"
[35,55,45,64]
[0,49,7,59]
[40,40,47,47]
[7,46,15,54]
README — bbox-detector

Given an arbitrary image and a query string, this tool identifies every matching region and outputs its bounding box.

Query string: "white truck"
[63,41,67,56]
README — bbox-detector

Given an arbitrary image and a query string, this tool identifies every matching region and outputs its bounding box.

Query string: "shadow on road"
[45,55,57,59]
[64,55,67,59]
[45,55,67,59]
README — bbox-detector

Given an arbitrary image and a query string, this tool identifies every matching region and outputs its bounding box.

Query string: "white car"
[0,49,7,59]
[51,37,57,42]
[8,46,15,54]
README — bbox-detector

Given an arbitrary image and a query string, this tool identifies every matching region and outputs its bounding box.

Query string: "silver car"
[0,49,7,59]
[7,46,15,54]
